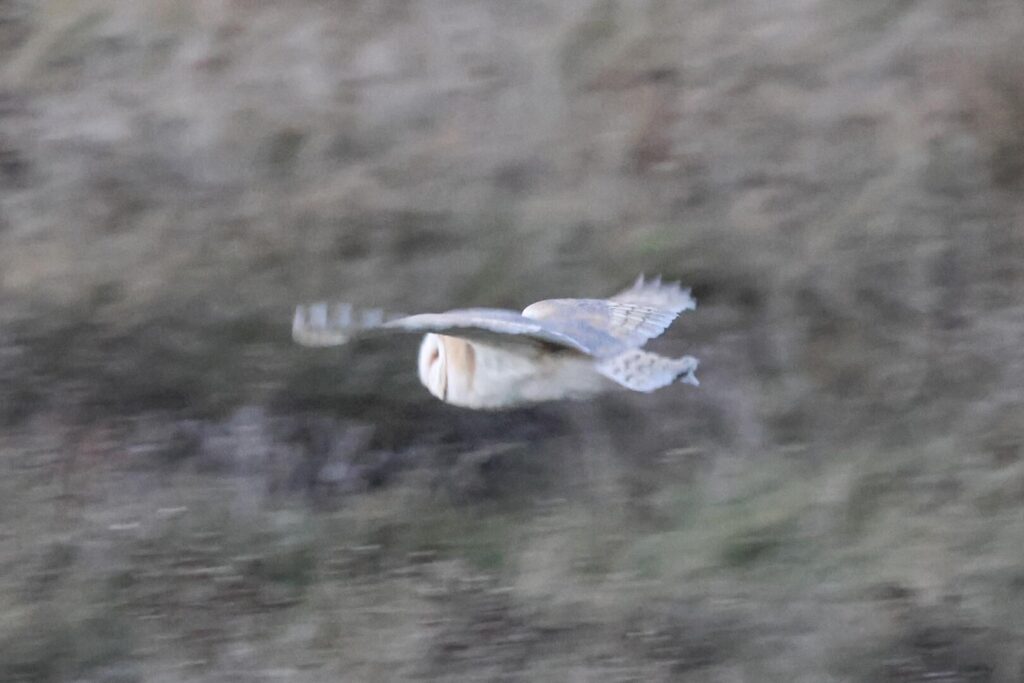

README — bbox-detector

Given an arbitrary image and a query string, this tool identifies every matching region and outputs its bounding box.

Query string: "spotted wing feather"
[596,349,699,392]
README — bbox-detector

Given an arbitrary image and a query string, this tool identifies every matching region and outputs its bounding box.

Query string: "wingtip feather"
[615,274,697,313]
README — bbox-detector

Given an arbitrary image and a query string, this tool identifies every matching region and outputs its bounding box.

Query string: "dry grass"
[0,0,1023,680]
[1,419,1023,681]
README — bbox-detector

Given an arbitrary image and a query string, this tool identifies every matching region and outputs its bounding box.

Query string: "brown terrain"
[1,1,1024,680]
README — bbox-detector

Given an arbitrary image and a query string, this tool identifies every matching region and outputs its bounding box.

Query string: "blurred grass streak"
[1,421,1021,680]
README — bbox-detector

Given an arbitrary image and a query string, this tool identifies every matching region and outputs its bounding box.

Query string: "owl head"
[417,333,478,403]
[417,333,447,400]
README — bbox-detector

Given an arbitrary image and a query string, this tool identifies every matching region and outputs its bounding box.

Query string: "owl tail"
[595,349,699,393]
[292,303,389,347]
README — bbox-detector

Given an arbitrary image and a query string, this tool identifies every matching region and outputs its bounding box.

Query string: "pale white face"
[417,333,447,400]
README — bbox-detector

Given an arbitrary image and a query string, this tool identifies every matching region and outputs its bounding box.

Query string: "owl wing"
[294,276,695,357]
[521,276,696,351]
[292,303,611,355]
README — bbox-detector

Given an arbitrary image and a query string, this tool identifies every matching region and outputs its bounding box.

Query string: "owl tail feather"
[596,349,699,393]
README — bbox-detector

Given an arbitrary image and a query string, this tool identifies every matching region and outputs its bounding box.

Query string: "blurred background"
[1,0,1023,680]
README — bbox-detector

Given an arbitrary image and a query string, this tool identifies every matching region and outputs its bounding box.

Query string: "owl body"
[419,333,612,409]
[294,275,700,410]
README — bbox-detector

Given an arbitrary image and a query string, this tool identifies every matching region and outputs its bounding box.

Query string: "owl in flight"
[292,275,699,410]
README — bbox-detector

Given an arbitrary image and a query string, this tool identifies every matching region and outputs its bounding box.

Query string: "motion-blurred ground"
[1,1,1024,680]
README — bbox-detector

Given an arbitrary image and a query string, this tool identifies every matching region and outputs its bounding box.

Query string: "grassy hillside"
[0,0,1023,680]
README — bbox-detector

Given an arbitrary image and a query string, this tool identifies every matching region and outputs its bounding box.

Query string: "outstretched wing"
[521,276,696,351]
[292,303,605,355]
[293,276,695,357]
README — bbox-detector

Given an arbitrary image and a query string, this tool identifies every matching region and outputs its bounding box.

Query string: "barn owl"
[292,275,699,410]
